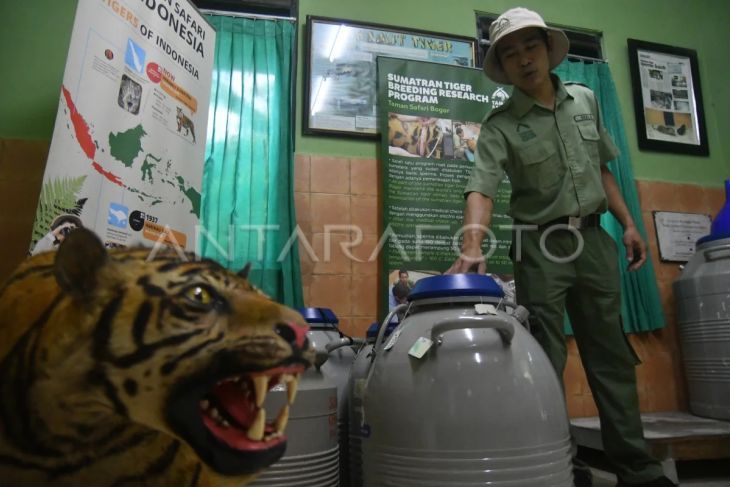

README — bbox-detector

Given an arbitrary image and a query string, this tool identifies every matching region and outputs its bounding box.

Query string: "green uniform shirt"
[464,75,619,225]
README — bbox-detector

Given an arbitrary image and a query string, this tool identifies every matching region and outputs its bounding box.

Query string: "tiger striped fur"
[0,229,314,486]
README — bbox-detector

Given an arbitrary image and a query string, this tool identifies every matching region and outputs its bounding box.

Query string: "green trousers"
[511,225,664,483]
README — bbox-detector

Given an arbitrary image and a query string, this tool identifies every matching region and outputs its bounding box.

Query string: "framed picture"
[652,211,711,262]
[304,16,476,138]
[627,39,709,156]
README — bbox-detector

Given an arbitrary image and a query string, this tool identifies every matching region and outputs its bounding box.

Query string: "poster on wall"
[627,38,708,156]
[30,0,215,255]
[378,56,513,317]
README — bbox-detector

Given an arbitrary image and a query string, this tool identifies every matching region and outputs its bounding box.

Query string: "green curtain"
[554,60,665,333]
[200,15,302,307]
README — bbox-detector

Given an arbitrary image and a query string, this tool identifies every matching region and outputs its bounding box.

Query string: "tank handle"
[372,304,409,359]
[325,336,365,353]
[511,304,530,327]
[361,303,410,426]
[703,243,730,262]
[430,315,515,345]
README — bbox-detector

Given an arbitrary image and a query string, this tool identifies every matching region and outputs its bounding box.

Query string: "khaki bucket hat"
[483,7,570,84]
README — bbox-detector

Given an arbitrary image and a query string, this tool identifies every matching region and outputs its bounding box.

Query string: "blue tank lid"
[408,274,504,301]
[699,179,730,245]
[384,320,399,336]
[366,322,379,338]
[697,232,730,245]
[366,320,399,339]
[297,307,339,325]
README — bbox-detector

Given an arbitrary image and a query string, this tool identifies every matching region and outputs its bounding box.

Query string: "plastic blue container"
[698,179,730,245]
[298,307,339,327]
[408,274,504,301]
[365,320,399,341]
[366,322,379,341]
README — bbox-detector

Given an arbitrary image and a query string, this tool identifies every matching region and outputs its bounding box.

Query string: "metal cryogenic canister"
[303,308,359,485]
[348,319,399,487]
[249,371,339,486]
[361,274,573,486]
[251,307,357,486]
[674,228,730,420]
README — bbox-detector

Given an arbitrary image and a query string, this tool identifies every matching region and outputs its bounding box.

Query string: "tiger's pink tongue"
[213,381,257,427]
[204,382,284,452]
[202,416,281,451]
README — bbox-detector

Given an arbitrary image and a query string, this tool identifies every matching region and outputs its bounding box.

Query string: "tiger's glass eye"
[184,286,212,305]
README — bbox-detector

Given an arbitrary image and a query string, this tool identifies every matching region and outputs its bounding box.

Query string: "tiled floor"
[590,460,730,486]
[573,412,730,486]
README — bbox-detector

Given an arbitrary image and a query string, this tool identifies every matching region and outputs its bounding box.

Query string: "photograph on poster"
[671,75,687,88]
[452,121,481,161]
[627,38,708,156]
[674,100,690,112]
[387,113,482,161]
[386,269,435,319]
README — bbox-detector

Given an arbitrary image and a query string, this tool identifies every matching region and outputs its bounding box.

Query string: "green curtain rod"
[479,38,607,63]
[566,52,608,64]
[199,9,295,22]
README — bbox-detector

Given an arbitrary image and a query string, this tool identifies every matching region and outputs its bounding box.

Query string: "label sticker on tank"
[475,304,498,315]
[408,336,433,359]
[383,329,402,351]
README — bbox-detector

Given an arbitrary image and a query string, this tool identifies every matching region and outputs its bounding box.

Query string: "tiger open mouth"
[200,365,302,452]
[166,360,308,476]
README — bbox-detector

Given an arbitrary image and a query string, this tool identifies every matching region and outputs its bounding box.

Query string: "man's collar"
[510,74,572,118]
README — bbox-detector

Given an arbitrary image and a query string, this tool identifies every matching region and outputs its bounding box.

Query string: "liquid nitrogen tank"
[251,307,357,486]
[304,307,358,485]
[361,274,573,486]
[348,319,399,487]
[674,180,730,420]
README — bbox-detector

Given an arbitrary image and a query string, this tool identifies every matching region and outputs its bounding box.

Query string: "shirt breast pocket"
[577,123,601,162]
[516,140,563,190]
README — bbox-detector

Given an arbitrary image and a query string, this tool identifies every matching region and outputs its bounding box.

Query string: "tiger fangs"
[201,372,300,442]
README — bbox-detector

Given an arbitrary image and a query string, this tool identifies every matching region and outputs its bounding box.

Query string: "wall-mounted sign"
[652,211,711,262]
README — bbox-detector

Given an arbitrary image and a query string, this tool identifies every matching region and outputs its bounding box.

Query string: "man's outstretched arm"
[446,191,494,274]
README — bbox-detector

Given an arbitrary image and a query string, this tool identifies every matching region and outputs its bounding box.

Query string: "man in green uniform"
[447,7,675,487]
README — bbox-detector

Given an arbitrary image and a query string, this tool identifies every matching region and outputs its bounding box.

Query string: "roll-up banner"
[30,0,215,254]
[378,57,513,316]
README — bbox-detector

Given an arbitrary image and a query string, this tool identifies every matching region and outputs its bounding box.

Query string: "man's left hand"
[623,226,647,271]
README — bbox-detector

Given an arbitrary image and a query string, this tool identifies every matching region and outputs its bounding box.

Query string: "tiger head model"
[0,228,315,486]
